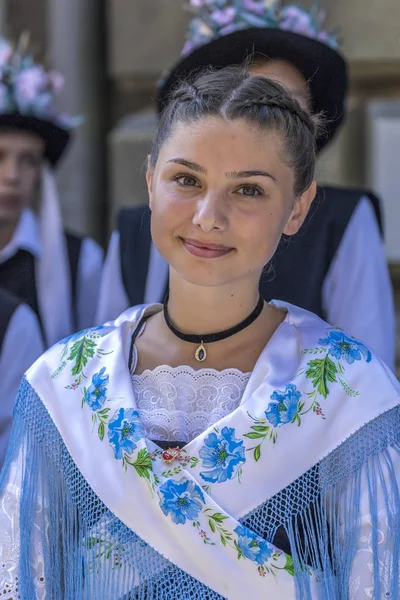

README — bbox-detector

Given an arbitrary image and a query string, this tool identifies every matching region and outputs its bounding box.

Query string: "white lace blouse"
[131,363,250,443]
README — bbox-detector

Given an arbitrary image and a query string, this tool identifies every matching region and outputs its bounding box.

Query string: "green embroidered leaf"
[305,356,338,398]
[284,554,295,577]
[68,337,97,376]
[190,457,199,468]
[250,425,270,433]
[209,513,228,524]
[98,421,105,441]
[243,432,266,440]
[254,444,261,462]
[220,535,227,547]
[98,408,110,417]
[234,540,244,560]
[339,378,359,397]
[86,536,102,549]
[209,519,216,534]
[131,449,153,480]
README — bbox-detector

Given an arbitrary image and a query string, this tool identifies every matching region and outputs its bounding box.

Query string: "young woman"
[97,0,395,371]
[1,67,399,600]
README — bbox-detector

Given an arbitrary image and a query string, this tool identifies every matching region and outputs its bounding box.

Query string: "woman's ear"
[283,180,317,236]
[146,155,153,210]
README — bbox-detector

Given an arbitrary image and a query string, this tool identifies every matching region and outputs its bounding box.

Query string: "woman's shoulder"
[277,300,399,397]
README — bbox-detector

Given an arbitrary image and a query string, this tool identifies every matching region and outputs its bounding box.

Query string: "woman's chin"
[171,264,246,289]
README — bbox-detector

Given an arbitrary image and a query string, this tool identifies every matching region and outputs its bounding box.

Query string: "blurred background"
[3,0,400,362]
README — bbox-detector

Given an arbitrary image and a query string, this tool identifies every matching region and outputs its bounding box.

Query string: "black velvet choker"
[163,295,264,362]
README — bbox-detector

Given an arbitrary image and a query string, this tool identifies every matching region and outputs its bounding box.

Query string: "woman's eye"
[174,174,199,187]
[236,184,263,197]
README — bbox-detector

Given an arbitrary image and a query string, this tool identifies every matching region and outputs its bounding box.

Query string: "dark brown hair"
[150,66,322,196]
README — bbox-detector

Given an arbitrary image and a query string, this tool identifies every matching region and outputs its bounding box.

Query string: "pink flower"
[242,0,266,15]
[15,66,47,103]
[280,6,312,33]
[211,7,236,27]
[48,70,64,94]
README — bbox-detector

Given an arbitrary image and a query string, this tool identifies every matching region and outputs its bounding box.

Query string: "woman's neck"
[134,269,286,374]
[166,268,262,336]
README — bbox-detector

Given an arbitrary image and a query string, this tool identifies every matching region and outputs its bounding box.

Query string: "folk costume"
[96,0,395,369]
[0,288,44,468]
[1,302,400,598]
[0,35,103,349]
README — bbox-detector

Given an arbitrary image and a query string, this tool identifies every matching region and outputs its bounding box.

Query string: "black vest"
[0,288,22,354]
[0,232,82,341]
[118,186,382,320]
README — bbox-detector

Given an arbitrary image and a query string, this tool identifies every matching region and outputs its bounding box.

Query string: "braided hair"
[150,66,322,196]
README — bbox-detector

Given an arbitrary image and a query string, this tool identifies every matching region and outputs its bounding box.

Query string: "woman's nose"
[192,192,228,233]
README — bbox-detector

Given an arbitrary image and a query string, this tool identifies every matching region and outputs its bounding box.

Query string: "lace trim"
[131,365,250,443]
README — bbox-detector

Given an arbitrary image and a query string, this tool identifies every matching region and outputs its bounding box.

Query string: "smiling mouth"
[181,237,234,259]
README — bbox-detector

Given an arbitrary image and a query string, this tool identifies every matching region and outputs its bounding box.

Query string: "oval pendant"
[195,343,207,362]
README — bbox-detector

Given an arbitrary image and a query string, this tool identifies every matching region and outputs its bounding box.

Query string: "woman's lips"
[181,237,233,259]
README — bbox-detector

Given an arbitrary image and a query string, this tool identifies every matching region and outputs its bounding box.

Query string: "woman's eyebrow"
[226,170,276,181]
[167,158,206,173]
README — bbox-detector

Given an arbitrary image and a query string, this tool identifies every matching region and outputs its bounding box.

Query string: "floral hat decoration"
[157,0,348,152]
[0,32,80,165]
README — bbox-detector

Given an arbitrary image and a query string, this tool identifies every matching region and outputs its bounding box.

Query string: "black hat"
[0,113,70,166]
[0,33,78,166]
[158,24,347,153]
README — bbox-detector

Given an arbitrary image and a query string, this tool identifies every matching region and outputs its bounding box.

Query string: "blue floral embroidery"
[199,427,245,483]
[159,478,205,525]
[265,384,301,428]
[318,330,372,365]
[85,367,109,411]
[234,525,273,566]
[108,408,144,460]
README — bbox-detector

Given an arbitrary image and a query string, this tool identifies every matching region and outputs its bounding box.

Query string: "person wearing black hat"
[0,34,103,349]
[97,0,395,370]
[0,288,44,467]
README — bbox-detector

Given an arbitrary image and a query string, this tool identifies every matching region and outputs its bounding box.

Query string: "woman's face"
[147,116,315,290]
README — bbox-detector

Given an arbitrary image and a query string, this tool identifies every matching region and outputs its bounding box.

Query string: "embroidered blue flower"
[199,426,245,484]
[234,525,273,566]
[59,326,104,345]
[108,408,144,459]
[319,330,372,364]
[265,384,301,428]
[159,478,205,525]
[85,367,109,410]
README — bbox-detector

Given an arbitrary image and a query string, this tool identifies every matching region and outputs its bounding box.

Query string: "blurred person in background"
[0,288,44,467]
[0,33,103,350]
[97,0,395,370]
